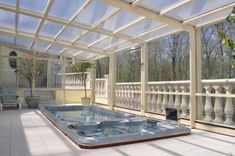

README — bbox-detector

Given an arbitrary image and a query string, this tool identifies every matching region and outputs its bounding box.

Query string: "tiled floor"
[0,109,234,156]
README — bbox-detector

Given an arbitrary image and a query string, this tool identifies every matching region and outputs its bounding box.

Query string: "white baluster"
[174,86,181,116]
[119,86,124,106]
[204,86,213,122]
[126,86,130,108]
[181,86,188,117]
[168,85,174,108]
[156,86,162,113]
[130,85,134,108]
[147,86,152,112]
[123,86,127,107]
[162,86,168,114]
[213,86,223,123]
[224,86,234,125]
[151,86,156,112]
[137,86,141,110]
[134,85,139,109]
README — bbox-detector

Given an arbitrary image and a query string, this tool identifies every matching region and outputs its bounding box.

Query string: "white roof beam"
[45,44,52,52]
[53,0,91,40]
[14,0,19,45]
[132,24,168,39]
[88,36,109,47]
[131,0,143,6]
[59,48,68,55]
[102,40,125,51]
[35,0,55,37]
[0,3,142,44]
[72,8,120,43]
[195,16,228,28]
[160,0,191,15]
[73,51,83,57]
[102,24,168,51]
[145,30,181,42]
[88,17,145,48]
[113,16,145,34]
[183,2,235,24]
[0,28,111,56]
[30,41,35,49]
[99,0,193,32]
[114,43,138,53]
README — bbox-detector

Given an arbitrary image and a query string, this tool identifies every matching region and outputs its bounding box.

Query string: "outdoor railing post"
[189,28,202,128]
[108,54,116,110]
[90,61,96,105]
[140,43,148,115]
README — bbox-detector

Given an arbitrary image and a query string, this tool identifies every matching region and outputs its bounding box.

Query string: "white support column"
[189,28,202,128]
[90,60,96,105]
[62,56,66,105]
[140,43,148,115]
[195,29,203,121]
[189,30,196,128]
[108,54,116,110]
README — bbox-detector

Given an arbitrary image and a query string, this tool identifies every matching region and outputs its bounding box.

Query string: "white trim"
[132,24,168,39]
[131,0,143,6]
[72,8,120,44]
[183,2,235,24]
[160,0,191,15]
[0,3,141,44]
[53,0,91,41]
[100,0,194,32]
[35,0,55,37]
[0,28,110,55]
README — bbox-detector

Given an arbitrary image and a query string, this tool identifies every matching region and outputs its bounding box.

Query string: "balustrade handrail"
[115,79,235,86]
[96,78,106,81]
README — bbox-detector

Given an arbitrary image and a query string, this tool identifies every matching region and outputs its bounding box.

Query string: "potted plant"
[17,55,43,109]
[72,62,94,105]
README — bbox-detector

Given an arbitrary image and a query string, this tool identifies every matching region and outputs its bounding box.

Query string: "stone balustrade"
[113,79,235,126]
[64,73,90,89]
[115,82,141,110]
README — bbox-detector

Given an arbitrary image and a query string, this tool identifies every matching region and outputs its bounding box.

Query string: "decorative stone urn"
[81,97,91,105]
[25,96,40,109]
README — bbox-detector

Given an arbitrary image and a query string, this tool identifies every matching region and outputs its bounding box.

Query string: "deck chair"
[0,85,21,110]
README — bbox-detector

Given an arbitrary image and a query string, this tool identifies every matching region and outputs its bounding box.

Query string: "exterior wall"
[56,90,91,104]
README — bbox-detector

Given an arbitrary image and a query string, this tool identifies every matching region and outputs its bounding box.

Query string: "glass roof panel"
[48,45,64,52]
[39,20,64,38]
[57,26,85,42]
[138,0,183,13]
[138,26,180,41]
[0,0,16,6]
[77,32,107,45]
[75,0,116,25]
[109,41,137,52]
[33,41,49,50]
[63,49,79,56]
[98,10,143,32]
[120,19,162,37]
[165,0,233,21]
[76,51,97,59]
[20,0,49,13]
[0,9,15,29]
[189,9,233,27]
[18,14,41,34]
[49,0,86,20]
[0,35,14,44]
[92,37,123,49]
[16,38,32,47]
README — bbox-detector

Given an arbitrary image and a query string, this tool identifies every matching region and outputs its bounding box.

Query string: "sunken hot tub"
[40,105,190,149]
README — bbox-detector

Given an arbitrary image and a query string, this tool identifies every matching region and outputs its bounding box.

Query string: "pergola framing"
[0,0,234,128]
